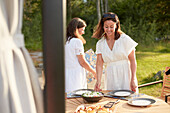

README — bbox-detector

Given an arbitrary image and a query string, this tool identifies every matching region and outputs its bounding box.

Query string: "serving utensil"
[104,99,120,108]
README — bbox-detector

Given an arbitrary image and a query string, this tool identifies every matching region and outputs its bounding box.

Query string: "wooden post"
[138,80,163,88]
[42,0,66,113]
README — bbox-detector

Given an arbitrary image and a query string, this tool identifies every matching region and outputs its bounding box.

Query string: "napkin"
[66,92,81,98]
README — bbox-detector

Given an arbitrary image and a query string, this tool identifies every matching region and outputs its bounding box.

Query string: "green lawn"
[136,41,170,97]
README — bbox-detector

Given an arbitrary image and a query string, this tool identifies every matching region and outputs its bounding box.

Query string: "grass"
[139,84,162,97]
[136,40,170,53]
[136,52,170,84]
[136,41,170,97]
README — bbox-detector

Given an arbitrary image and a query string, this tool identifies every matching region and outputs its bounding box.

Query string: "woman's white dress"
[96,33,138,92]
[65,38,87,92]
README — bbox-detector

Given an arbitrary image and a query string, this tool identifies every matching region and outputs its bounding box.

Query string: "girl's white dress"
[96,33,138,92]
[65,38,87,92]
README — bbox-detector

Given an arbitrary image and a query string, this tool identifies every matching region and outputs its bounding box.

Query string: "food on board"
[75,105,114,113]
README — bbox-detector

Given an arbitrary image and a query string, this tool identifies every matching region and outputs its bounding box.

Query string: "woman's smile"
[103,20,116,37]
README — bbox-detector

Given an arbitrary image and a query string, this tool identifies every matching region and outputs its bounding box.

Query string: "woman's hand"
[94,81,102,91]
[130,79,137,92]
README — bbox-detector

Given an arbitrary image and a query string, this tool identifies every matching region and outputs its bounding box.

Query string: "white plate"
[128,98,156,106]
[75,90,92,95]
[110,90,134,97]
[72,89,94,96]
[114,91,131,96]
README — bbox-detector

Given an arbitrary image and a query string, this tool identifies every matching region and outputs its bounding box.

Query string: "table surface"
[66,90,170,113]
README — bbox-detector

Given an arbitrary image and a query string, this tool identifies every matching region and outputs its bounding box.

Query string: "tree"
[67,0,72,24]
[100,0,104,15]
[108,0,169,44]
[23,0,169,51]
[105,0,108,13]
[23,0,42,50]
[96,0,101,21]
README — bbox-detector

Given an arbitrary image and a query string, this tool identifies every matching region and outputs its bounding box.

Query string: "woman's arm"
[77,55,96,78]
[128,49,137,92]
[95,54,104,91]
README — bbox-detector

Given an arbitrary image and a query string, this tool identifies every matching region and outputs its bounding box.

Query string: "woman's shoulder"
[119,33,138,45]
[120,33,130,39]
[97,37,105,44]
[119,33,132,42]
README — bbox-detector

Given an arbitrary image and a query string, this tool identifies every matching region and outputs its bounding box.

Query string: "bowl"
[82,91,104,103]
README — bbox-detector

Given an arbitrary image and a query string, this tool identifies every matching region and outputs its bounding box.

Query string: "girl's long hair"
[66,18,86,44]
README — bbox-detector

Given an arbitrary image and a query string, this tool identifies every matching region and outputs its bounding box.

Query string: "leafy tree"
[22,0,42,50]
[22,0,169,51]
[108,0,169,44]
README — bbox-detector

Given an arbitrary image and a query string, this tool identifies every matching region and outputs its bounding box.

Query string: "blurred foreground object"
[0,0,43,113]
[161,67,170,103]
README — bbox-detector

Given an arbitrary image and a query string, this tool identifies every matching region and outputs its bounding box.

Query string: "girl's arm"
[77,55,96,78]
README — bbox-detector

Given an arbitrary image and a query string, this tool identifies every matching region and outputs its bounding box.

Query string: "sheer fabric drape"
[0,0,44,113]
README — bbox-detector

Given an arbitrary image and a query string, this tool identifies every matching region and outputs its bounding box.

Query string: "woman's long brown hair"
[92,12,123,40]
[66,18,86,44]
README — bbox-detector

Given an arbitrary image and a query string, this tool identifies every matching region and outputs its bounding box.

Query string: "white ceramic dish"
[72,89,94,96]
[109,90,134,97]
[128,98,156,106]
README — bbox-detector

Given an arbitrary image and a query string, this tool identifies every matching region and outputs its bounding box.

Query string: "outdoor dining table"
[66,90,170,113]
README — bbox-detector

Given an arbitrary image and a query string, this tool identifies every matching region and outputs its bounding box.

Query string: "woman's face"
[78,27,85,35]
[103,20,116,37]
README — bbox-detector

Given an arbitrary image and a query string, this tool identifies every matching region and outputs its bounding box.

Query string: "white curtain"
[0,0,44,113]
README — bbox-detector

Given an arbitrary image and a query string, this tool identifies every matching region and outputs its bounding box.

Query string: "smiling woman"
[92,12,139,93]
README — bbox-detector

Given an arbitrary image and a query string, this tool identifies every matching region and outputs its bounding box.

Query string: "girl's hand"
[91,70,96,80]
[93,73,97,80]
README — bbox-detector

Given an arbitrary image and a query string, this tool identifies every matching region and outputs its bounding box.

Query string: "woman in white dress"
[65,18,96,93]
[92,12,138,93]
